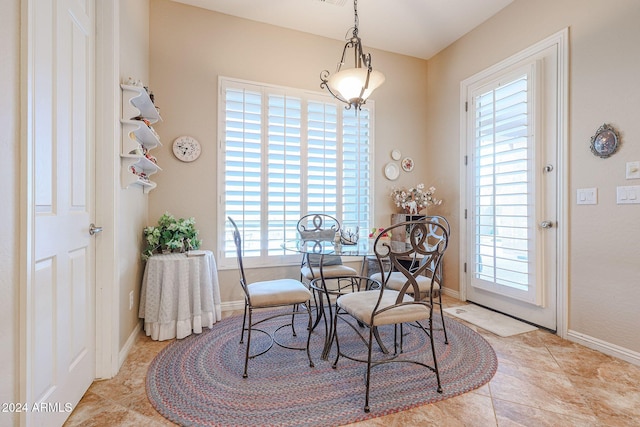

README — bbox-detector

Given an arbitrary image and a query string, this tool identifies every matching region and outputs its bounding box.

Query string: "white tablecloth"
[139,250,222,341]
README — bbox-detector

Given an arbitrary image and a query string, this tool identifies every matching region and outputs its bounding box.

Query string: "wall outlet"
[129,291,134,310]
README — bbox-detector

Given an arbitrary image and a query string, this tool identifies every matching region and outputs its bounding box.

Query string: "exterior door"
[25,0,96,425]
[462,33,566,331]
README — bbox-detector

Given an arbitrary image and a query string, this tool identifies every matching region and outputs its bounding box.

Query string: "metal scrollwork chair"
[297,214,359,330]
[369,216,451,343]
[228,217,314,378]
[296,213,359,282]
[332,219,449,412]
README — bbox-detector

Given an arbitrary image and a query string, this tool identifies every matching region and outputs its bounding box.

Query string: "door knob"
[89,223,103,235]
[540,220,554,229]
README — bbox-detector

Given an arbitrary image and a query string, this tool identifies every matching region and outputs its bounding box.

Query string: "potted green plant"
[142,212,202,260]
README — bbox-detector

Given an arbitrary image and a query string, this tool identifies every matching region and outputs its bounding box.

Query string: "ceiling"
[171,0,513,59]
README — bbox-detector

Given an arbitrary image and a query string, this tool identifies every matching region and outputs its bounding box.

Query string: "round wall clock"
[172,135,201,162]
[590,123,620,158]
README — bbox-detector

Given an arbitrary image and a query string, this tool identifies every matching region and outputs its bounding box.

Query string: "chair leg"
[243,308,253,378]
[240,302,248,344]
[437,290,449,344]
[364,326,374,413]
[428,310,442,393]
[290,304,298,337]
[331,307,341,368]
[305,302,315,368]
[311,287,325,331]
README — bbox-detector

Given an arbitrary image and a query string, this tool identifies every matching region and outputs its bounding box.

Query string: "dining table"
[139,250,222,341]
[282,238,391,359]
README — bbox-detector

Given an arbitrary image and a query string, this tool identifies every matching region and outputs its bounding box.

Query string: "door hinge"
[464,155,468,166]
[465,101,468,112]
[464,209,467,219]
[464,262,467,273]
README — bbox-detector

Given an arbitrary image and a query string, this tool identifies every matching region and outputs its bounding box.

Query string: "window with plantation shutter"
[219,77,373,268]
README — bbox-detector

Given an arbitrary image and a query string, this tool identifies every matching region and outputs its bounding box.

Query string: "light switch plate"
[577,188,597,205]
[617,185,640,204]
[626,161,640,179]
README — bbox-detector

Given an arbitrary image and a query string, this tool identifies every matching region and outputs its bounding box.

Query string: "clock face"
[172,136,201,162]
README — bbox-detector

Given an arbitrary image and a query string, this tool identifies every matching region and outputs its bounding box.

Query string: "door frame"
[94,0,120,379]
[19,2,120,422]
[458,29,569,338]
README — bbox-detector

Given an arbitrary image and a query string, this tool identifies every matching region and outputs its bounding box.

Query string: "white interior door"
[25,0,96,425]
[461,33,566,331]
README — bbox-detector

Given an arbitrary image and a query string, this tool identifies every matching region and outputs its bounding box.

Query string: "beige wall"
[0,0,20,424]
[148,0,431,303]
[118,0,151,349]
[427,0,640,353]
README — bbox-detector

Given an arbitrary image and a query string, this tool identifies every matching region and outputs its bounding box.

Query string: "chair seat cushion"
[337,290,430,326]
[247,279,312,307]
[301,264,358,280]
[370,272,440,294]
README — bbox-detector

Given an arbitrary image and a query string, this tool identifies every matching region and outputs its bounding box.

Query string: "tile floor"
[64,295,640,426]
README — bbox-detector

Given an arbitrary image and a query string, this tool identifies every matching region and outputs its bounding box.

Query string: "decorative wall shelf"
[120,83,162,193]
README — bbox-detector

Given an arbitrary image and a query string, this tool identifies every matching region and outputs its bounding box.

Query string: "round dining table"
[282,238,390,359]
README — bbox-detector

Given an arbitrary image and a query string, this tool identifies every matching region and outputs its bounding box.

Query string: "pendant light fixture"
[320,0,385,110]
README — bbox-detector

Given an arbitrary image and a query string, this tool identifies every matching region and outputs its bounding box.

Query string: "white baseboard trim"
[442,287,460,300]
[567,329,640,367]
[221,300,245,313]
[118,321,142,370]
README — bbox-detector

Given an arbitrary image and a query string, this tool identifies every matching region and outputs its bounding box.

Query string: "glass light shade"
[328,68,385,103]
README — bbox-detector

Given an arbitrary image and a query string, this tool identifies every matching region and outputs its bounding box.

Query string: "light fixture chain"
[353,0,359,36]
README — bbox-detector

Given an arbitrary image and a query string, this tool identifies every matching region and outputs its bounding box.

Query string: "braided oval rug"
[146,311,497,427]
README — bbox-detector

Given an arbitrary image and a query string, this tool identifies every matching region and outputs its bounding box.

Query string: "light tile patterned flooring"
[65,295,640,426]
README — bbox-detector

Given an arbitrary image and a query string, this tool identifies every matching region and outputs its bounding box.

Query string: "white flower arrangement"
[391,183,442,214]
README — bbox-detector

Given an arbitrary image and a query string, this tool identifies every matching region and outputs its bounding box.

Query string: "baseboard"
[442,287,460,300]
[221,300,245,312]
[567,329,640,367]
[118,321,142,370]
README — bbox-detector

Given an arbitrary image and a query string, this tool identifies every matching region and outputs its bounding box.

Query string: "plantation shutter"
[224,85,262,258]
[307,101,339,216]
[471,67,538,303]
[267,93,302,255]
[342,109,372,234]
[220,78,374,268]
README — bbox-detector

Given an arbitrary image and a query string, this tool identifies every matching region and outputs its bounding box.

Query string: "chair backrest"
[296,214,340,241]
[297,214,342,267]
[228,217,250,299]
[419,215,450,282]
[373,219,449,305]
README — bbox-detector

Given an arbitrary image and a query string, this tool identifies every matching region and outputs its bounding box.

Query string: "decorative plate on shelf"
[401,157,414,172]
[384,162,400,180]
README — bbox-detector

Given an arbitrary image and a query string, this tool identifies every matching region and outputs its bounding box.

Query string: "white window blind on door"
[472,67,538,303]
